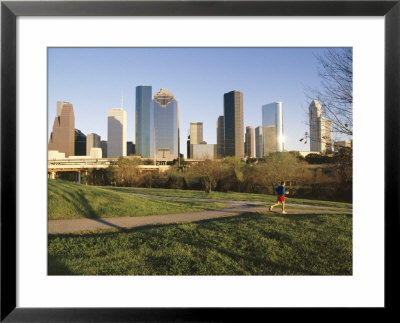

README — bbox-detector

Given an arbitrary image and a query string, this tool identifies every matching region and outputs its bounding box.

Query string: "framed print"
[1,0,399,321]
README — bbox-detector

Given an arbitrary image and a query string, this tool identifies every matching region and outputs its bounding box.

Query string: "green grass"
[48,211,352,275]
[48,179,228,220]
[104,186,353,209]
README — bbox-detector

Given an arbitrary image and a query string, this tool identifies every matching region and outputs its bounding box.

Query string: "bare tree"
[306,48,353,137]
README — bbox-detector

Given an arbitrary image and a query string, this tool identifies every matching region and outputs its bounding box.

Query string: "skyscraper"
[309,100,332,153]
[100,140,107,158]
[74,129,86,156]
[244,126,255,158]
[224,90,244,158]
[216,115,224,158]
[86,133,101,156]
[127,141,135,156]
[262,102,284,155]
[186,135,191,159]
[48,101,75,157]
[263,125,277,156]
[190,122,203,144]
[189,122,203,158]
[255,126,263,159]
[135,85,154,158]
[153,88,179,158]
[107,108,127,157]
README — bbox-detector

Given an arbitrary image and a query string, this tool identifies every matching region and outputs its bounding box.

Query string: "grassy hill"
[105,186,353,209]
[48,179,228,220]
[48,179,352,275]
[48,211,352,275]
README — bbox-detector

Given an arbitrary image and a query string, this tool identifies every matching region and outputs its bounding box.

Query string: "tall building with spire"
[244,126,255,158]
[107,107,127,157]
[48,101,75,157]
[262,102,284,155]
[224,90,244,158]
[135,85,154,158]
[309,100,332,153]
[153,88,179,158]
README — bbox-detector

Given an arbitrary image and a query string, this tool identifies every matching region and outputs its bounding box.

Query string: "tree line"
[57,148,352,202]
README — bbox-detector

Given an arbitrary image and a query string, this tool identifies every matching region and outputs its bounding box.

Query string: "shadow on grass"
[48,254,74,275]
[52,188,123,230]
[47,211,351,239]
[48,211,352,275]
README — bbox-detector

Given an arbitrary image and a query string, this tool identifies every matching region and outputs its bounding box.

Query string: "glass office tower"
[135,85,154,158]
[74,129,86,156]
[153,88,179,157]
[224,90,244,158]
[262,102,284,153]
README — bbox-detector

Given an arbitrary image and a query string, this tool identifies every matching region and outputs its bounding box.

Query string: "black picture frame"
[1,0,399,321]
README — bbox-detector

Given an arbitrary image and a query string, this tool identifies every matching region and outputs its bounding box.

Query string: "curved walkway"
[48,193,352,235]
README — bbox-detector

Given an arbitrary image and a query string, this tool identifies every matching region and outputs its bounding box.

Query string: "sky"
[48,47,348,157]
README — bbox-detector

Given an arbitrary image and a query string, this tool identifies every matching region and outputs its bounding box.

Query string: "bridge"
[48,157,172,183]
[48,158,116,182]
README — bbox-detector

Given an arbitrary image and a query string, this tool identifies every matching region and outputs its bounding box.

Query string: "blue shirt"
[276,185,285,196]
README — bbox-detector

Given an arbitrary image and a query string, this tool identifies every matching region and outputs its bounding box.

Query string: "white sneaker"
[282,211,287,214]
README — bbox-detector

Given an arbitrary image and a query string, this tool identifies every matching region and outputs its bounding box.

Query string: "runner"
[269,181,289,214]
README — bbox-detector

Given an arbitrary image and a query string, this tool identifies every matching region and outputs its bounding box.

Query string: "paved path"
[48,193,352,235]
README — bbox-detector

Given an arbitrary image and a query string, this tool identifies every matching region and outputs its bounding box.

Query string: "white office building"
[309,100,332,153]
[107,108,127,157]
[86,133,101,156]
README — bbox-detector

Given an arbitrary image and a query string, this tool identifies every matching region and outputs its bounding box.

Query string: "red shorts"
[277,195,285,202]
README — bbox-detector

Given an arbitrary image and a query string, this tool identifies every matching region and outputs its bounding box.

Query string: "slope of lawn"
[104,186,353,209]
[48,211,352,275]
[48,179,228,220]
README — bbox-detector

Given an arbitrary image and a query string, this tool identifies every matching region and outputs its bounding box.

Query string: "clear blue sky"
[48,47,342,157]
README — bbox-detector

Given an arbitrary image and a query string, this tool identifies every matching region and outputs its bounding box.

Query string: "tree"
[114,158,140,186]
[87,167,115,186]
[306,48,353,136]
[189,160,222,193]
[259,152,306,193]
[220,156,245,192]
[333,147,353,185]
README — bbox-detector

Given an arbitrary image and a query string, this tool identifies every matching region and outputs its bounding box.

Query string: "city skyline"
[48,47,350,157]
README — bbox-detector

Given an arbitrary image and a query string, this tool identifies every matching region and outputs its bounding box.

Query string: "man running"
[269,181,289,214]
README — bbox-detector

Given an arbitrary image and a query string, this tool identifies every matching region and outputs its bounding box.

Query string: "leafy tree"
[305,153,334,164]
[114,158,140,186]
[220,156,246,192]
[259,152,305,193]
[189,160,222,193]
[333,147,353,184]
[86,167,115,186]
